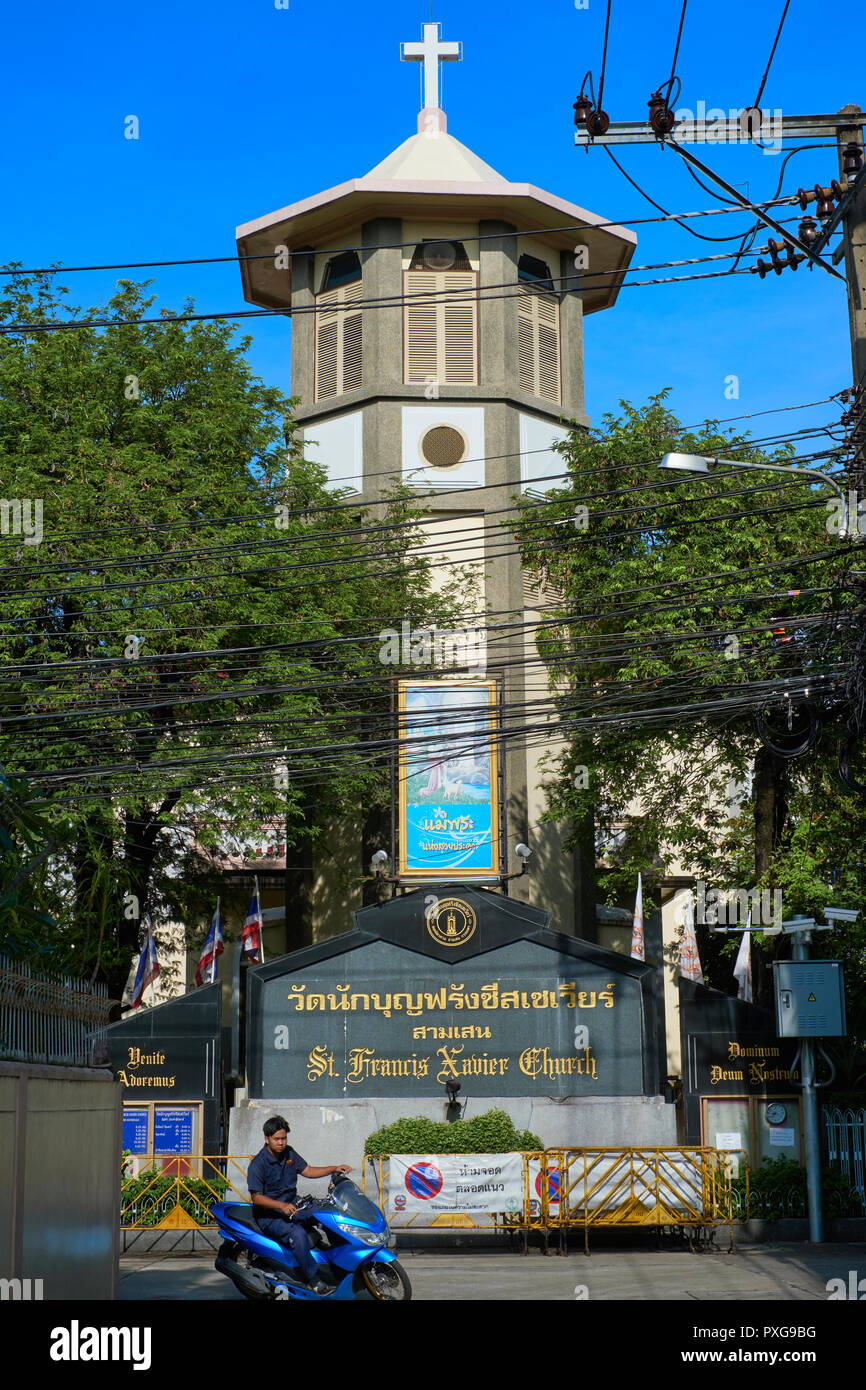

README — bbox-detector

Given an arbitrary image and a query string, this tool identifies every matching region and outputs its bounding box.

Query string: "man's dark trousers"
[257,1210,319,1282]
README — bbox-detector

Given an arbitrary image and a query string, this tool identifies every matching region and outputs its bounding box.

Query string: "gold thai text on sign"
[287,980,615,1018]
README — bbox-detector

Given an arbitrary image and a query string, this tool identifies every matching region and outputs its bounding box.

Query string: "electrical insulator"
[798,216,818,244]
[647,89,676,135]
[573,93,593,127]
[739,105,764,139]
[586,108,611,135]
[815,184,835,219]
[768,239,786,275]
[756,243,803,278]
[797,182,846,212]
[842,141,863,175]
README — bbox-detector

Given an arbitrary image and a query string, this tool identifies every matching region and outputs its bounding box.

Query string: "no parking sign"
[527,1160,561,1214]
[404,1161,444,1200]
[535,1169,561,1204]
[389,1154,524,1214]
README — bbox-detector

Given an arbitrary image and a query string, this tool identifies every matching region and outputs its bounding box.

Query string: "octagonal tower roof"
[237,110,636,315]
[235,22,636,315]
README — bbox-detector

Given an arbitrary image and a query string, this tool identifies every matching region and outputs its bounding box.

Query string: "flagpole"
[148,921,156,1009]
[212,897,221,984]
[255,876,264,963]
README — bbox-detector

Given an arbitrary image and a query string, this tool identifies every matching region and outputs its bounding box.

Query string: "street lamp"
[658,452,849,539]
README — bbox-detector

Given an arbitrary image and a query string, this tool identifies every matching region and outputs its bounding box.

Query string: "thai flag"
[130,924,160,1009]
[242,878,264,963]
[195,899,223,986]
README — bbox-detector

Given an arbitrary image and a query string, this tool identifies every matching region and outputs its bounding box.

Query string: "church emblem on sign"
[426,897,477,947]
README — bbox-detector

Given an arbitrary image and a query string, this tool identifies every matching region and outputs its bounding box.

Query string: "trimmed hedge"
[364,1108,542,1156]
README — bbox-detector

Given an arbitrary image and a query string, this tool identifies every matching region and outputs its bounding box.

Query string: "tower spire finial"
[401,21,462,133]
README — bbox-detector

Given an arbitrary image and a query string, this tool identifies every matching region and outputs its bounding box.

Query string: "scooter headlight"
[335,1217,384,1246]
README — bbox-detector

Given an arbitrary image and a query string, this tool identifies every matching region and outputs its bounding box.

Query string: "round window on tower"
[419,425,469,470]
[423,241,457,270]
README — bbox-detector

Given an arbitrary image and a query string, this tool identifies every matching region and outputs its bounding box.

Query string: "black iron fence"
[0,954,113,1066]
[822,1104,866,1202]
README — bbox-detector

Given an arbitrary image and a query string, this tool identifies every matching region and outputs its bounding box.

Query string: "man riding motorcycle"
[246,1115,352,1296]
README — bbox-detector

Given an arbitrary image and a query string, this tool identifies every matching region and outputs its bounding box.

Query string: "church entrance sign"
[245,885,662,1102]
[106,981,223,1160]
[680,979,804,1169]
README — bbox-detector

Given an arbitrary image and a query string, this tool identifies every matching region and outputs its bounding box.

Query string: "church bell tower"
[235,22,636,939]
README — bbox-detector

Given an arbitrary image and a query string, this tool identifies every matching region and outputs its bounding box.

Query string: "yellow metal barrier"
[500,1147,749,1253]
[120,1155,253,1229]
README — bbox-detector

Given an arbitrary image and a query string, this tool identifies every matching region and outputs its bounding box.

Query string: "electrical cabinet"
[773,961,846,1037]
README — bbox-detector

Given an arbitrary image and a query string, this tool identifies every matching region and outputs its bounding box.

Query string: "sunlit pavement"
[118,1243,865,1301]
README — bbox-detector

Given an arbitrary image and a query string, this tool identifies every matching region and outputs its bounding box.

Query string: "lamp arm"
[499,864,529,883]
[711,457,848,535]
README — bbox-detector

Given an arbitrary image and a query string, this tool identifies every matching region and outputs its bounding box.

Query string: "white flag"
[630,872,644,961]
[679,894,704,984]
[733,927,753,1003]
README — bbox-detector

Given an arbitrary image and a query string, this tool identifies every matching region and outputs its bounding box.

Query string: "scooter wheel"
[358,1259,412,1302]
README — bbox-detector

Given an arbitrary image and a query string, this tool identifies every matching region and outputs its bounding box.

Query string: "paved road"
[118,1243,865,1301]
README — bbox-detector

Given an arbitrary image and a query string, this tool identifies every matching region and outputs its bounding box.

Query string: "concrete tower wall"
[288,211,590,941]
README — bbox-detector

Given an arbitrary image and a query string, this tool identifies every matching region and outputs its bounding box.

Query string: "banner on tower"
[398,679,500,879]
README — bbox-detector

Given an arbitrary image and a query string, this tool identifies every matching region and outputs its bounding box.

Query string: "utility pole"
[835,106,866,492]
[789,922,823,1244]
[773,911,852,1243]
[573,100,866,458]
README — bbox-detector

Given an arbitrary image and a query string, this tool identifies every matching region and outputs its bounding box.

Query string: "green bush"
[364,1107,542,1156]
[733,1154,865,1221]
[121,1166,229,1227]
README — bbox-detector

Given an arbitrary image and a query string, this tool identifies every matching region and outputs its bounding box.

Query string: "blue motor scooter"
[212,1172,410,1301]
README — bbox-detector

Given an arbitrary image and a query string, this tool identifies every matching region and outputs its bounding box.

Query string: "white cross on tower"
[401,22,462,114]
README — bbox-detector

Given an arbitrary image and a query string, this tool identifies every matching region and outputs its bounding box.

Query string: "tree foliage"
[0,273,466,997]
[512,393,864,1026]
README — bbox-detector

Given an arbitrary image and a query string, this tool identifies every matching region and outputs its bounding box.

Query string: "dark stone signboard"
[680,979,801,1146]
[105,982,223,1154]
[245,885,661,1100]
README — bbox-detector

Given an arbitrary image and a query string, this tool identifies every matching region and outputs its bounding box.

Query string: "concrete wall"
[229,1094,677,1181]
[0,1061,122,1301]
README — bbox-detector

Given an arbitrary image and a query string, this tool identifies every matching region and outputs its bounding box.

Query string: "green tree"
[0,272,468,998]
[0,769,63,960]
[512,392,863,1008]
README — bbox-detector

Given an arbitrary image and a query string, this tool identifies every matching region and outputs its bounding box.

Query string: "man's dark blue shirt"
[247,1145,308,1207]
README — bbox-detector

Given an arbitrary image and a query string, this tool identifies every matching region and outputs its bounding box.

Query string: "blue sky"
[2,0,862,453]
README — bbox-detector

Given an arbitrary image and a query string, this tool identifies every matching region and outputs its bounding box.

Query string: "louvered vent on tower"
[404,242,478,386]
[315,255,363,401]
[517,285,561,404]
